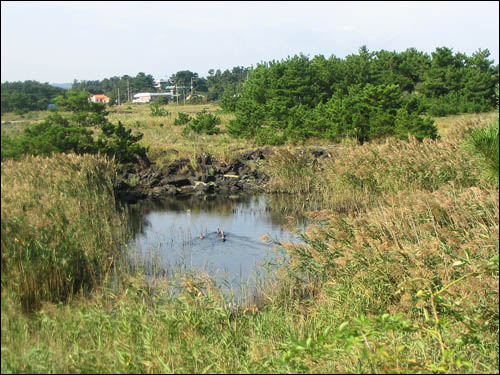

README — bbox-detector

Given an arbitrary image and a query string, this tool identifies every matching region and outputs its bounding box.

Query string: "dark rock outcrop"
[115,147,320,203]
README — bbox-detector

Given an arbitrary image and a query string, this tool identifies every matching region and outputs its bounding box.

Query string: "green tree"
[183,110,221,136]
[168,70,198,88]
[53,90,108,127]
[2,94,147,163]
[1,80,66,114]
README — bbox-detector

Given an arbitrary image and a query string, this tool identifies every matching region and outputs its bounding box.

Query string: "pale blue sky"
[1,1,499,83]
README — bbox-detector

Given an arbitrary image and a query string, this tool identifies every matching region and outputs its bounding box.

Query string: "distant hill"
[1,81,67,114]
[50,82,72,90]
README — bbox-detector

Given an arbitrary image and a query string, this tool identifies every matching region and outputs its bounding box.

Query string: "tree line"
[1,80,66,114]
[222,46,499,144]
[2,46,498,145]
[1,66,252,113]
[70,67,251,104]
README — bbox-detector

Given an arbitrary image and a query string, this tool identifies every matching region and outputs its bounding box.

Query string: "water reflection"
[126,194,308,290]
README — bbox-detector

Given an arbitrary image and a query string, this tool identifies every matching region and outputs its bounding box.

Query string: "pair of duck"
[199,228,226,242]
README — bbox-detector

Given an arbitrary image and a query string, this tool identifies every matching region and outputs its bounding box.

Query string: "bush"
[1,114,147,164]
[463,121,499,185]
[1,113,97,160]
[150,101,170,117]
[183,110,221,135]
[173,112,191,125]
[96,121,148,163]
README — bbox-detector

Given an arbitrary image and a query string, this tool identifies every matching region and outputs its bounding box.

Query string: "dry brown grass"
[263,112,498,214]
[1,153,128,311]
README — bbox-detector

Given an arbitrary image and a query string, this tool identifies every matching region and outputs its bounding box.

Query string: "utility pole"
[117,87,120,106]
[190,77,194,98]
[127,80,130,103]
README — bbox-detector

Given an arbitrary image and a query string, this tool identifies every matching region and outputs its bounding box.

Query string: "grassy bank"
[263,114,495,214]
[1,110,498,373]
[106,103,254,166]
[1,154,128,312]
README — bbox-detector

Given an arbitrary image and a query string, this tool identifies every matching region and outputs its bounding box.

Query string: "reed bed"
[1,153,128,311]
[264,114,494,213]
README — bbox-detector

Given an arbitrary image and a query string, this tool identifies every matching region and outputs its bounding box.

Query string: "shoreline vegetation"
[1,46,498,373]
[2,108,498,373]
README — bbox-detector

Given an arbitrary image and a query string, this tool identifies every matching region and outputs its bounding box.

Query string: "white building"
[132,93,152,103]
[89,94,110,104]
[153,79,167,89]
[132,92,174,103]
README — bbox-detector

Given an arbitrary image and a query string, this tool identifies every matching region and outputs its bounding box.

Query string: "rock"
[196,153,213,166]
[161,158,191,176]
[178,185,196,195]
[194,181,216,195]
[164,177,192,187]
[114,149,273,203]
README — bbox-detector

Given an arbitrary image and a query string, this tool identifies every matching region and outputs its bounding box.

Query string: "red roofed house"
[89,94,110,104]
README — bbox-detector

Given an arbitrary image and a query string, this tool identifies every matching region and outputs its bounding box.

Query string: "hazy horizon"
[2,1,499,84]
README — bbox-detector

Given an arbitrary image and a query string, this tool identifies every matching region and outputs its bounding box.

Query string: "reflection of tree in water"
[126,193,311,238]
[126,194,253,237]
[266,193,312,228]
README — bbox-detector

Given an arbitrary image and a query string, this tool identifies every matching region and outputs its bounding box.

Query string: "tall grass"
[1,112,498,373]
[277,183,499,372]
[264,114,496,213]
[265,139,483,215]
[1,153,128,311]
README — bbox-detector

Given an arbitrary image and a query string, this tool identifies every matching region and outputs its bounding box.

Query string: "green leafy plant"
[149,100,170,117]
[96,121,148,163]
[173,111,192,125]
[462,83,499,185]
[1,103,147,164]
[463,121,499,184]
[183,109,221,135]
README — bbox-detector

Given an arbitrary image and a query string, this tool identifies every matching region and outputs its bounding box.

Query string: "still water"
[126,194,308,291]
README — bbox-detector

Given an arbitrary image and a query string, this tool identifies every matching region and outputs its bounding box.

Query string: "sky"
[1,1,499,83]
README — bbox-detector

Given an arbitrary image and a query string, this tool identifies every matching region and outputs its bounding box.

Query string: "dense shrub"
[464,120,499,185]
[182,110,221,135]
[1,96,148,163]
[96,121,147,163]
[149,101,170,117]
[312,84,437,143]
[173,111,192,125]
[1,113,97,160]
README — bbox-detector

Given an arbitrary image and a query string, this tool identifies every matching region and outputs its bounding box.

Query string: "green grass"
[1,109,498,373]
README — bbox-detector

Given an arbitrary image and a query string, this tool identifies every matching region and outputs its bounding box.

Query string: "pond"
[126,194,309,295]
